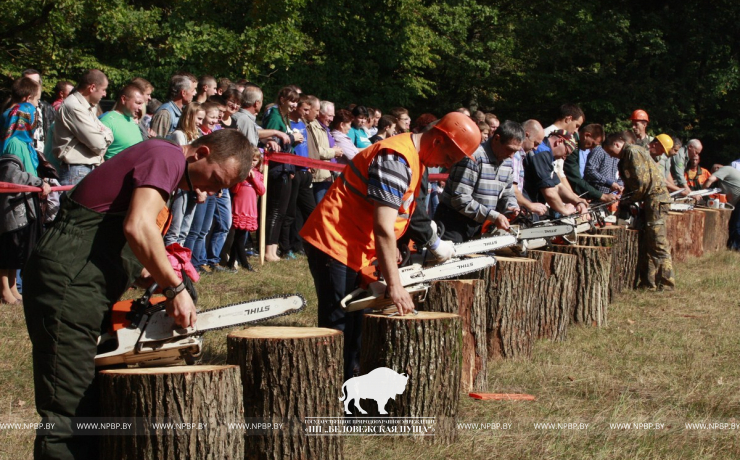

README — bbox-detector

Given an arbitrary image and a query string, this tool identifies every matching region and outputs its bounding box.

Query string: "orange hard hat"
[630,109,649,123]
[432,112,482,158]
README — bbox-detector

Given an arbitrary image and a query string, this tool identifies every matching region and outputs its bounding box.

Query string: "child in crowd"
[228,149,264,272]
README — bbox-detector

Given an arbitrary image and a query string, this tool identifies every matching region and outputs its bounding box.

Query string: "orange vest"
[300,133,423,271]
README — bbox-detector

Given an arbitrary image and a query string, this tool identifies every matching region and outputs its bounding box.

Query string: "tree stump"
[666,210,705,262]
[425,279,487,392]
[595,226,640,291]
[227,327,344,460]
[485,257,539,360]
[698,208,731,253]
[577,234,618,300]
[360,312,461,444]
[550,245,612,327]
[525,250,577,341]
[99,365,244,460]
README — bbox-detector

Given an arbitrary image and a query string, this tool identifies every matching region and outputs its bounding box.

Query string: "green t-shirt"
[2,137,37,176]
[712,166,740,206]
[100,111,144,160]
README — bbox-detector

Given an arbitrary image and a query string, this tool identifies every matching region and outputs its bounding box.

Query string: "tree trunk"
[525,250,577,341]
[227,327,344,460]
[666,210,705,262]
[425,279,487,393]
[550,245,612,327]
[698,208,732,253]
[360,312,461,444]
[485,257,539,360]
[99,365,244,460]
[595,226,640,291]
[577,234,618,300]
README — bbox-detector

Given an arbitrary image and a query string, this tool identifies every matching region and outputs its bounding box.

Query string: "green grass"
[2,251,740,459]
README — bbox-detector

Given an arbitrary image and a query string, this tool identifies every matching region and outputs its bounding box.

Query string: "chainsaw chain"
[190,293,307,336]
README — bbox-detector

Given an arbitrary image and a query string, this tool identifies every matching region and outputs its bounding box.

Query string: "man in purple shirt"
[23,130,253,460]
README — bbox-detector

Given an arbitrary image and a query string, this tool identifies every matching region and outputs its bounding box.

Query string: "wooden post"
[99,365,244,460]
[666,210,705,262]
[550,245,612,327]
[425,279,487,392]
[227,327,344,460]
[360,312,461,444]
[595,226,640,291]
[698,208,731,253]
[485,257,539,360]
[525,250,577,341]
[577,234,618,300]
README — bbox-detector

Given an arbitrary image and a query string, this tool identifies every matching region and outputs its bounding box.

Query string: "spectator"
[150,74,196,137]
[52,69,113,185]
[477,122,490,143]
[217,78,234,95]
[330,109,358,165]
[306,98,343,203]
[485,113,500,132]
[456,107,471,117]
[228,150,264,271]
[348,105,371,149]
[51,80,74,111]
[367,107,381,137]
[195,75,217,103]
[20,70,54,158]
[369,115,396,144]
[412,113,438,133]
[217,89,241,129]
[0,77,51,304]
[390,107,411,133]
[131,77,154,139]
[473,110,486,123]
[100,83,145,160]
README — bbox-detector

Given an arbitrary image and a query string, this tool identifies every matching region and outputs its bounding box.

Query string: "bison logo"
[339,367,409,415]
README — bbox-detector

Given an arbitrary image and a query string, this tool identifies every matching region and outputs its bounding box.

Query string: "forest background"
[1,0,738,163]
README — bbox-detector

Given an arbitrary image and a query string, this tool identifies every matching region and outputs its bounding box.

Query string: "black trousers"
[433,202,483,243]
[281,170,316,253]
[265,172,293,245]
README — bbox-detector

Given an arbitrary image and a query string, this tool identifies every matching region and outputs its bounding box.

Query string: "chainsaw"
[95,285,306,367]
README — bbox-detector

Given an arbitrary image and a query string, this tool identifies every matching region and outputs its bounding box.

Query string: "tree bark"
[594,226,640,291]
[698,208,732,253]
[525,250,577,341]
[577,234,618,300]
[99,365,244,460]
[484,257,539,360]
[425,280,487,393]
[360,312,462,444]
[666,210,705,262]
[550,245,612,327]
[227,327,344,460]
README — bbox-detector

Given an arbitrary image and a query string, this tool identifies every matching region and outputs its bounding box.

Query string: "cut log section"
[577,234,618,300]
[485,257,539,360]
[425,279,487,393]
[99,365,244,460]
[666,210,705,262]
[550,245,612,327]
[227,327,344,460]
[525,250,577,341]
[594,226,640,291]
[698,208,731,253]
[360,312,462,444]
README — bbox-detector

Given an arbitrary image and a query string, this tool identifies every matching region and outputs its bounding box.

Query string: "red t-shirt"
[73,139,186,213]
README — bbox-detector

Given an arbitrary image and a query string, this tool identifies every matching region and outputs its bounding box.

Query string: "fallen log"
[550,245,612,327]
[360,312,461,444]
[426,279,487,393]
[99,365,244,460]
[525,250,577,341]
[227,327,344,460]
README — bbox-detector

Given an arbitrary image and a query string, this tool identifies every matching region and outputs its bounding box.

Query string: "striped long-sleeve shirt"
[440,141,518,223]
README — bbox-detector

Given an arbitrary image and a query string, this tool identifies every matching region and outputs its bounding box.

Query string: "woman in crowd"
[0,77,51,304]
[369,115,396,144]
[164,102,205,247]
[330,109,358,165]
[228,149,264,272]
[262,87,303,262]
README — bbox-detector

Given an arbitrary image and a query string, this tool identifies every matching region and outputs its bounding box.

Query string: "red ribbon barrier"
[0,182,73,193]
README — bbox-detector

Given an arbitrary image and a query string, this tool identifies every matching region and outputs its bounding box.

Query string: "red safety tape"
[0,182,73,193]
[265,152,450,181]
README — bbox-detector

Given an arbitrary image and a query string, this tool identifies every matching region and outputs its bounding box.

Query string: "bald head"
[522,119,544,152]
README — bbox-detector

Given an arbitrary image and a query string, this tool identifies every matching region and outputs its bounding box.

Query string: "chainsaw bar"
[139,293,306,342]
[453,234,517,256]
[669,203,695,211]
[517,223,575,240]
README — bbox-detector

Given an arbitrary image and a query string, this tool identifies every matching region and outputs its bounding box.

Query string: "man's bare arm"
[374,203,414,315]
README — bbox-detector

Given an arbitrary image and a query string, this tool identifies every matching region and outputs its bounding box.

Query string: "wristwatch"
[163,282,186,300]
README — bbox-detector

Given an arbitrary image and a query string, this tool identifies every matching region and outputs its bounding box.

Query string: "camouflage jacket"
[618,144,670,203]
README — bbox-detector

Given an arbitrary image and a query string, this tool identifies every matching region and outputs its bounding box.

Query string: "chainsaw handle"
[340,288,366,310]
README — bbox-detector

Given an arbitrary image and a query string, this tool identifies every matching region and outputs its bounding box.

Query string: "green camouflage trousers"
[641,200,675,289]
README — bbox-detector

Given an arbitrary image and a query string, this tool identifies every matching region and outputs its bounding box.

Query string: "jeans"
[58,164,95,186]
[184,195,216,267]
[313,181,332,204]
[164,190,197,246]
[305,243,363,381]
[206,190,232,266]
